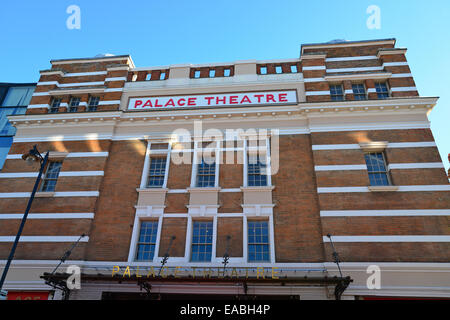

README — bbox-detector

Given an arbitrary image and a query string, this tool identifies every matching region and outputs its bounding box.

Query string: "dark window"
[87,96,100,111]
[352,83,367,100]
[147,157,167,188]
[49,98,61,113]
[248,221,270,262]
[40,161,62,192]
[191,221,213,262]
[248,155,268,186]
[136,221,158,261]
[375,82,389,99]
[69,97,80,112]
[364,152,391,186]
[330,84,344,101]
[196,158,215,187]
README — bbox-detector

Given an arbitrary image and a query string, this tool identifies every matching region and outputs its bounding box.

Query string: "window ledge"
[240,186,275,192]
[187,187,221,192]
[368,186,399,192]
[35,192,55,198]
[136,188,168,193]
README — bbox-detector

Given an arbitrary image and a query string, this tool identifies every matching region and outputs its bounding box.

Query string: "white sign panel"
[128,90,297,110]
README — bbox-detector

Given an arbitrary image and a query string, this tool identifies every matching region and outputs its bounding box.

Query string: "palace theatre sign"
[127,90,298,110]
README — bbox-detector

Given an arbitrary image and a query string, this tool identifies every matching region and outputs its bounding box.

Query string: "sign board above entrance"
[128,90,297,110]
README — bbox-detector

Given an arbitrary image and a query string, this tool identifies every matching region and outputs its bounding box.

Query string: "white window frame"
[140,141,171,189]
[190,140,220,188]
[243,215,275,264]
[243,137,272,187]
[129,215,163,263]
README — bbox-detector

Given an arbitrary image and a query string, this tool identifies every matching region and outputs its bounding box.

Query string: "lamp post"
[0,145,49,293]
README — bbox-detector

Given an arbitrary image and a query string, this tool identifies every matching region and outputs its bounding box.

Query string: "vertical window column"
[40,161,62,192]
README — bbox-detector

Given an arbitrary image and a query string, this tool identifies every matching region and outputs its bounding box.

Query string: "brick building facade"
[0,39,449,300]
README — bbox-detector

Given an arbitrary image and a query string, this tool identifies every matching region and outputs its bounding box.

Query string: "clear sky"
[1,0,449,171]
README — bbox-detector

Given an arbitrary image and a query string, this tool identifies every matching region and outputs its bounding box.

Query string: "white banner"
[128,90,297,110]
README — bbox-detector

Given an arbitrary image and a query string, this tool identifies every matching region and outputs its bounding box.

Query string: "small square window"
[159,72,166,80]
[145,73,152,81]
[330,84,344,101]
[290,65,298,73]
[209,69,215,78]
[260,66,267,75]
[69,97,80,112]
[194,70,201,78]
[224,68,231,77]
[275,66,283,74]
[87,96,100,111]
[352,83,367,100]
[375,82,389,99]
[196,157,215,187]
[49,98,61,113]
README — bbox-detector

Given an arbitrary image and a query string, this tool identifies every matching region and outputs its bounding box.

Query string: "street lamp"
[0,145,49,295]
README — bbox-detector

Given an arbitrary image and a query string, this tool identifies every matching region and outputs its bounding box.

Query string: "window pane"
[147,157,166,188]
[275,66,282,74]
[330,84,344,101]
[41,162,62,192]
[196,158,215,187]
[224,69,231,77]
[136,221,158,261]
[260,66,267,75]
[191,221,213,262]
[375,82,389,99]
[248,221,270,262]
[248,155,268,187]
[364,152,390,186]
[290,65,298,73]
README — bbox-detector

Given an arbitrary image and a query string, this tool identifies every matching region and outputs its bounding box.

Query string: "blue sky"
[1,0,449,171]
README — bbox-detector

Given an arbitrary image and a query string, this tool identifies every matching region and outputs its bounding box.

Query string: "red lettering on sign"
[278,93,288,102]
[165,99,175,107]
[188,98,197,106]
[142,100,152,108]
[229,96,238,104]
[155,99,162,107]
[254,94,264,103]
[205,97,214,105]
[240,95,251,104]
[216,96,226,104]
[266,94,276,103]
[177,98,186,106]
[134,100,143,108]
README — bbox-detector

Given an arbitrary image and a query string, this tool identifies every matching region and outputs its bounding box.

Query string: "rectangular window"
[159,72,166,80]
[145,73,152,81]
[364,152,391,186]
[290,65,298,73]
[40,161,62,192]
[69,97,80,112]
[136,221,158,261]
[49,98,61,113]
[146,157,167,188]
[260,66,267,75]
[209,69,216,78]
[224,68,231,77]
[248,221,270,262]
[330,84,344,101]
[191,221,213,262]
[352,83,367,100]
[196,157,216,187]
[248,155,267,187]
[87,96,100,111]
[275,66,283,74]
[375,82,389,99]
[194,70,201,78]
